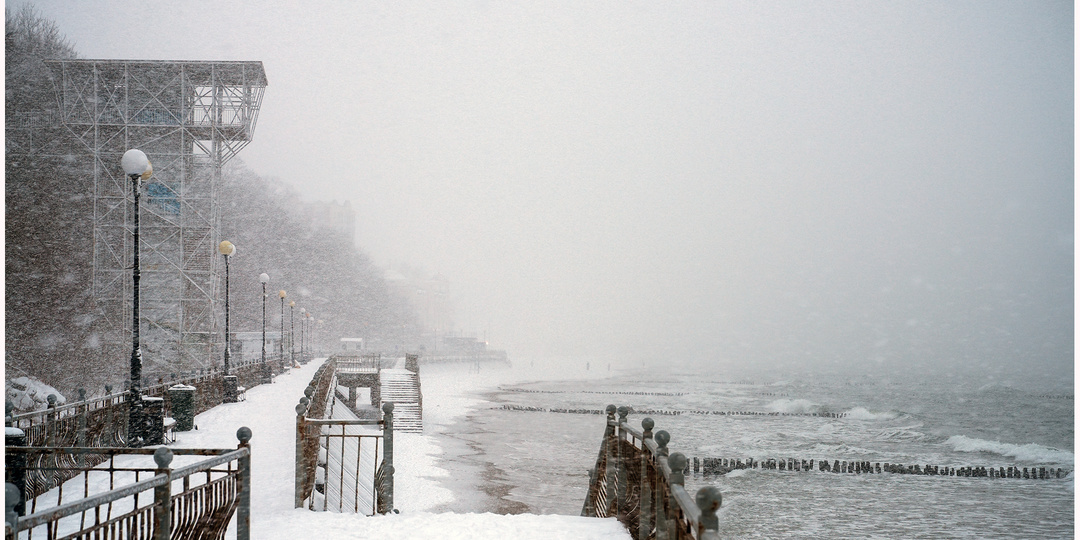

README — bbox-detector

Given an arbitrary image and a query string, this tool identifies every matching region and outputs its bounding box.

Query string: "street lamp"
[259,273,271,383]
[219,240,237,403]
[279,290,287,369]
[299,308,306,364]
[289,300,296,366]
[121,149,152,446]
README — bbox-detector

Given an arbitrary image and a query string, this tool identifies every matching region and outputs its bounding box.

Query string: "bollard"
[153,447,173,540]
[236,427,252,540]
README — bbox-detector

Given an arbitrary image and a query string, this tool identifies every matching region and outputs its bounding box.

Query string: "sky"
[18,1,1074,377]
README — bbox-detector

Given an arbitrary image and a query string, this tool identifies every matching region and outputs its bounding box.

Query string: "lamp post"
[279,290,287,369]
[299,308,306,364]
[289,300,296,366]
[219,240,237,402]
[260,273,271,383]
[306,313,314,362]
[121,149,152,446]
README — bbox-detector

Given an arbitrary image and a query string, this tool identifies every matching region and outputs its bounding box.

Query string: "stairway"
[380,368,423,432]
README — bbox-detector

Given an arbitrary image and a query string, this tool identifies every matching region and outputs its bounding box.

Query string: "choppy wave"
[765,399,820,414]
[842,407,898,421]
[945,435,1074,465]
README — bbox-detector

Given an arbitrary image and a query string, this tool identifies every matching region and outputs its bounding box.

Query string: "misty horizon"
[16,1,1073,381]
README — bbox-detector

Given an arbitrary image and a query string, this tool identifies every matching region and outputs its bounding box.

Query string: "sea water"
[431,362,1074,538]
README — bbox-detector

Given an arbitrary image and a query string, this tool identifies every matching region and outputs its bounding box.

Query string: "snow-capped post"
[616,406,629,520]
[152,446,173,540]
[295,401,308,508]
[236,427,252,540]
[639,417,655,540]
[695,486,722,540]
[121,149,152,448]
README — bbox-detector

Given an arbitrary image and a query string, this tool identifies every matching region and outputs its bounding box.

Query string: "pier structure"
[36,59,267,375]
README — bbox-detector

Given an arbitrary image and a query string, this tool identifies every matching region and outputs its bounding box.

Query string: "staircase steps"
[380,369,423,432]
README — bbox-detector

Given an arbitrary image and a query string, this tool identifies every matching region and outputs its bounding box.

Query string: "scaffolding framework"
[34,59,268,373]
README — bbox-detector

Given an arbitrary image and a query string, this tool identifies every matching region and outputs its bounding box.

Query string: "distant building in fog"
[304,200,356,244]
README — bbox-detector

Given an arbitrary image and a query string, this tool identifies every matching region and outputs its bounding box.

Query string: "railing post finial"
[236,426,252,447]
[605,404,616,419]
[617,406,629,424]
[641,417,654,439]
[655,430,670,457]
[153,446,174,470]
[669,452,687,485]
[695,486,723,537]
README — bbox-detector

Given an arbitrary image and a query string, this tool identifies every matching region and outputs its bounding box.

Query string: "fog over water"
[26,1,1073,382]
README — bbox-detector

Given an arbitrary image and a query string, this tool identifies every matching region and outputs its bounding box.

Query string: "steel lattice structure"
[37,59,268,374]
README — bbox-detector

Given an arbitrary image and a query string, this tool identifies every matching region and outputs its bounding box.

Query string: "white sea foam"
[842,407,898,421]
[945,435,1075,465]
[765,398,820,414]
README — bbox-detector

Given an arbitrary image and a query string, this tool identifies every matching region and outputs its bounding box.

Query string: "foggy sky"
[21,1,1073,377]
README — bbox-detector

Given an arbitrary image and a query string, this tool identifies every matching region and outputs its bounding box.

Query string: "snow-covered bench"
[163,416,177,443]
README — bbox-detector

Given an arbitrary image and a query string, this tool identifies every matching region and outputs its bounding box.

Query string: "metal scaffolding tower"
[39,59,268,374]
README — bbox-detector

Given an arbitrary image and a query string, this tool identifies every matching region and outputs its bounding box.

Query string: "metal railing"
[293,360,394,514]
[7,358,285,452]
[583,405,722,540]
[5,428,252,540]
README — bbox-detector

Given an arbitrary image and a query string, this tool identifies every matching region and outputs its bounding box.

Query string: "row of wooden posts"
[693,457,1069,479]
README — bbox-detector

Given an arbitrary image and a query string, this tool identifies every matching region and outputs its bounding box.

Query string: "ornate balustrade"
[583,405,722,540]
[292,360,395,515]
[5,428,252,540]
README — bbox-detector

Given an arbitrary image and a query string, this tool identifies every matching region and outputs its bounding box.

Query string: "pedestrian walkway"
[169,358,630,540]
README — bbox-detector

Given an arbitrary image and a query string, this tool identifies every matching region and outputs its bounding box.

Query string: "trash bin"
[140,396,166,445]
[168,384,196,431]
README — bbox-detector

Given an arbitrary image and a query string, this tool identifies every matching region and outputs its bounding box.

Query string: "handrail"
[582,405,722,540]
[6,428,253,540]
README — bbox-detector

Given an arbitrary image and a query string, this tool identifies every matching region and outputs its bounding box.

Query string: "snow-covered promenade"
[168,358,630,540]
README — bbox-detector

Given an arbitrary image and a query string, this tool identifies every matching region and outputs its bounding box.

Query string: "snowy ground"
[167,358,630,540]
